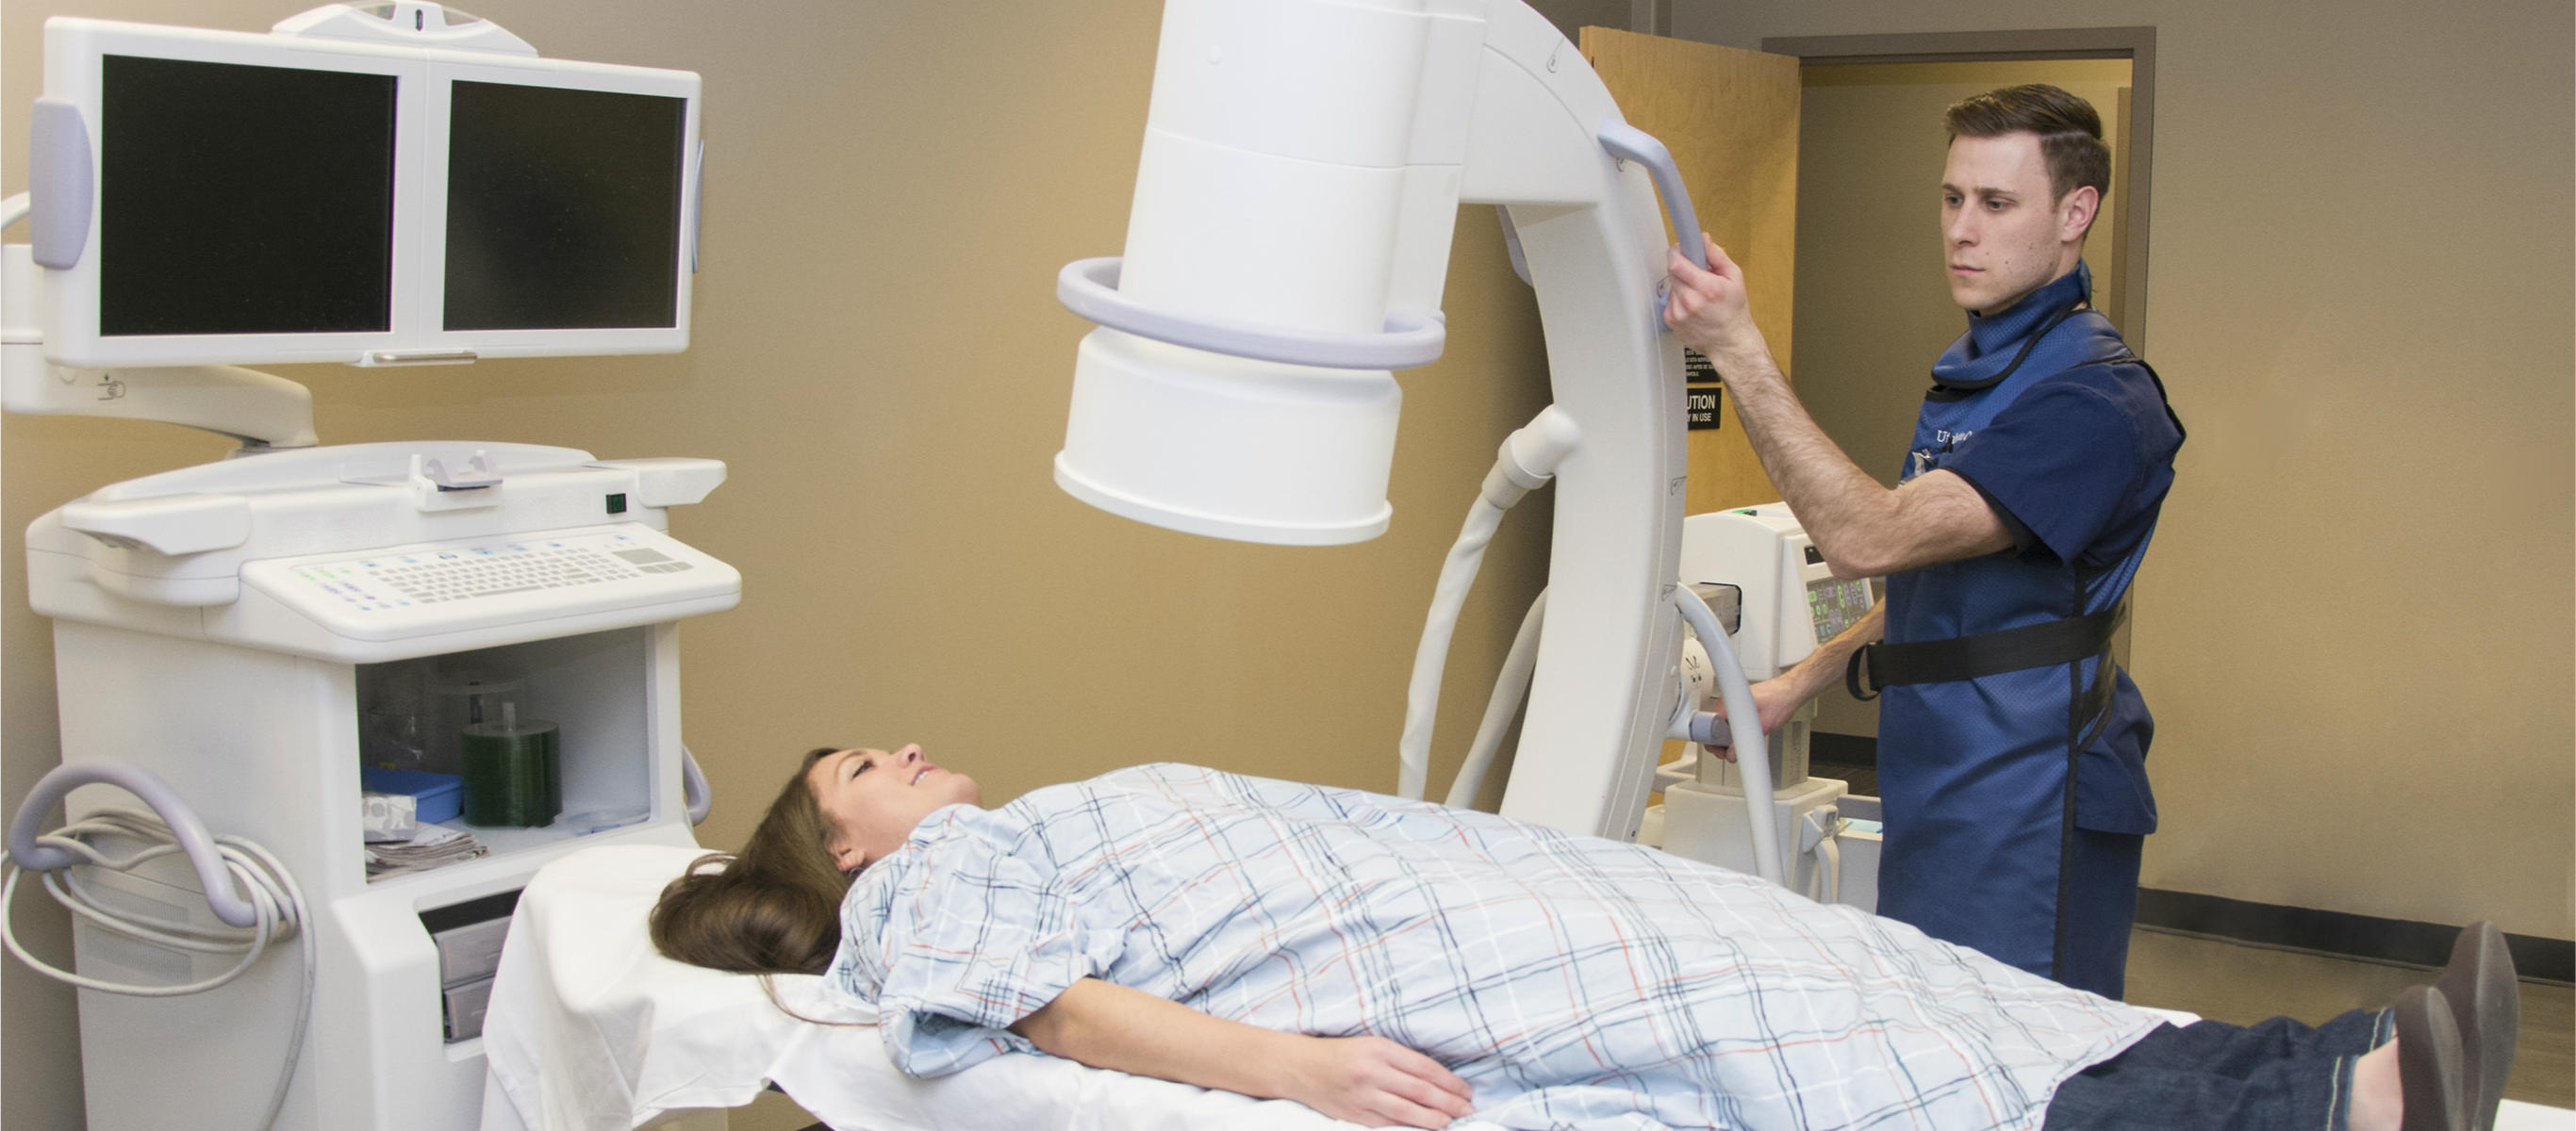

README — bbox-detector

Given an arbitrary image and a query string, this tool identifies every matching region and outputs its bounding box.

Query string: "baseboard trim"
[1809,734,2568,980]
[2136,887,2572,984]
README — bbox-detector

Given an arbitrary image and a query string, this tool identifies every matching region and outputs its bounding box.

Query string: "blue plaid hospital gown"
[824,763,2159,1130]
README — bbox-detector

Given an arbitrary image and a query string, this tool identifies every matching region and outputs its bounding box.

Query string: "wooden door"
[1579,28,1802,515]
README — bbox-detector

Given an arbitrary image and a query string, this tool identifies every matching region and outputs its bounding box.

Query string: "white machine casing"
[28,442,736,657]
[1681,503,1829,682]
[2,7,730,1128]
[25,440,736,1131]
[1657,505,1881,909]
[1055,0,1485,544]
[1060,0,1696,846]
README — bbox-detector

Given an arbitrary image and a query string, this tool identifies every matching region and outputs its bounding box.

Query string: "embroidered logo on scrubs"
[1907,429,1974,481]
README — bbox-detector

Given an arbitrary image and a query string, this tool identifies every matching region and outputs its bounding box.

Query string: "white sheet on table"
[478,844,874,1131]
[477,843,1400,1131]
[477,844,2576,1131]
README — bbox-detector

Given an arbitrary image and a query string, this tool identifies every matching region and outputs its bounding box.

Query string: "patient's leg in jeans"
[2039,1008,2390,1130]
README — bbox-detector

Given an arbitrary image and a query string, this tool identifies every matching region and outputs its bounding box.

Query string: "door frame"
[1760,27,2156,355]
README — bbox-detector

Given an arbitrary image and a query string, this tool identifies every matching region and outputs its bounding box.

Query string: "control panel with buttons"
[241,523,735,645]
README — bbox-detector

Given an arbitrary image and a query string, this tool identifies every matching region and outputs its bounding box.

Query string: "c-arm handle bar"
[7,762,260,927]
[1595,123,1709,272]
[682,745,712,826]
[1057,123,1703,373]
[1056,257,1447,370]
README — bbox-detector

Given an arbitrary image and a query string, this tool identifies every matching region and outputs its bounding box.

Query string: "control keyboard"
[241,524,734,643]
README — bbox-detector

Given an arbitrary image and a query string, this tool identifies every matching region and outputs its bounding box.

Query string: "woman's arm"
[1010,977,1474,1129]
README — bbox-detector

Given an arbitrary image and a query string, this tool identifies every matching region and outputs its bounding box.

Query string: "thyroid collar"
[1928,261,2094,392]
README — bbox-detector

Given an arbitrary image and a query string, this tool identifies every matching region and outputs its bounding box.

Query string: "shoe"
[2394,984,2466,1131]
[2435,922,2519,1131]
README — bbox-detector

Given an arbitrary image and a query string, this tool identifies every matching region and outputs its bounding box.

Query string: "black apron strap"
[1851,599,2127,694]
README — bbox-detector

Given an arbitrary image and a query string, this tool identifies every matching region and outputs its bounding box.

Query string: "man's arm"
[1771,599,1885,713]
[1707,600,1885,754]
[1010,976,1473,1129]
[1664,237,2012,578]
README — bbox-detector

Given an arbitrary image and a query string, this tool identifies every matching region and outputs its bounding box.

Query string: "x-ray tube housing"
[1058,331,1403,544]
[1059,0,1695,845]
[1054,0,1462,545]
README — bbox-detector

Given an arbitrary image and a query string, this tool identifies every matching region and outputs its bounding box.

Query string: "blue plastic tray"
[359,767,464,826]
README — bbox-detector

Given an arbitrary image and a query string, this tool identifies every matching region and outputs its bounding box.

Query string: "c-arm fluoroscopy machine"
[2,1,1874,1126]
[1050,0,1880,898]
[2,6,735,1129]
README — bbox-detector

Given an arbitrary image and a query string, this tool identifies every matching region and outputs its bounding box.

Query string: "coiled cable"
[3,805,315,1129]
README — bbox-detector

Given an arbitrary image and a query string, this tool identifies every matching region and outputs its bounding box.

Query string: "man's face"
[1940,131,2090,315]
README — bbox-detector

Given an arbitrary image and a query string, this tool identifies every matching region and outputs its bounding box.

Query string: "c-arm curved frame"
[1452,1,1689,844]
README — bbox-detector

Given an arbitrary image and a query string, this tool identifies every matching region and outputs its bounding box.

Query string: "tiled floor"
[2126,926,2574,1109]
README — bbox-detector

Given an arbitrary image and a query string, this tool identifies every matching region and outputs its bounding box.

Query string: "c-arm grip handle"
[681,745,712,826]
[1673,584,1785,885]
[1596,123,1709,271]
[6,762,259,927]
[1056,257,1446,370]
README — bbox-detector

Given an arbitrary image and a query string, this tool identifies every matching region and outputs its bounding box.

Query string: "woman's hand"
[1275,1034,1474,1129]
[1013,979,1471,1127]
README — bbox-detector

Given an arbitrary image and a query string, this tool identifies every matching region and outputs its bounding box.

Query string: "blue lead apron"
[1856,264,2177,999]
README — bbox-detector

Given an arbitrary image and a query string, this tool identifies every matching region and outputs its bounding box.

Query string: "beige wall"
[1681,0,2576,938]
[0,2,1603,1125]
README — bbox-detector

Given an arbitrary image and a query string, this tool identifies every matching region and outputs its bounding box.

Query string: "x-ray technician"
[1663,84,2185,998]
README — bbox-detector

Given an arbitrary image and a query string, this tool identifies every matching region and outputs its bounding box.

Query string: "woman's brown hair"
[648,746,855,975]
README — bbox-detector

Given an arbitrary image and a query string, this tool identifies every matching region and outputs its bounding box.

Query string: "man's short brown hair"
[1944,84,2110,207]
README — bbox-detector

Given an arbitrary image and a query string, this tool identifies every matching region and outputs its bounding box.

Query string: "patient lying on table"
[649,745,2517,1131]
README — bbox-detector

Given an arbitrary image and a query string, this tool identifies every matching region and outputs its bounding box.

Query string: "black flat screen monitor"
[99,55,398,337]
[40,16,701,369]
[443,81,686,332]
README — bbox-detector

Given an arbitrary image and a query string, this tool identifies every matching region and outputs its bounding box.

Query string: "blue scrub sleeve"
[1940,379,2146,566]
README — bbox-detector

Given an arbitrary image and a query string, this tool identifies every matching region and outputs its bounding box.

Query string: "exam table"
[476,844,1387,1131]
[477,844,2572,1131]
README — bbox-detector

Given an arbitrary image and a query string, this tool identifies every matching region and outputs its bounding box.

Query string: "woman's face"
[806,744,981,872]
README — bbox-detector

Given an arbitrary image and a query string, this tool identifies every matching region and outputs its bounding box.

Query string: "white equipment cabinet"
[1657,504,1882,909]
[24,440,737,1131]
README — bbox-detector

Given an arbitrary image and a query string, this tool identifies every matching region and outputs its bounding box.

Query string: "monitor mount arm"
[1,211,317,451]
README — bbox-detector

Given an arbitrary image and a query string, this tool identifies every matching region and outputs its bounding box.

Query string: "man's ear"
[2059,185,2102,243]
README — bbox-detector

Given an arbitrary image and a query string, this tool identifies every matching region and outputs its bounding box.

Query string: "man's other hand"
[1702,676,1806,762]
